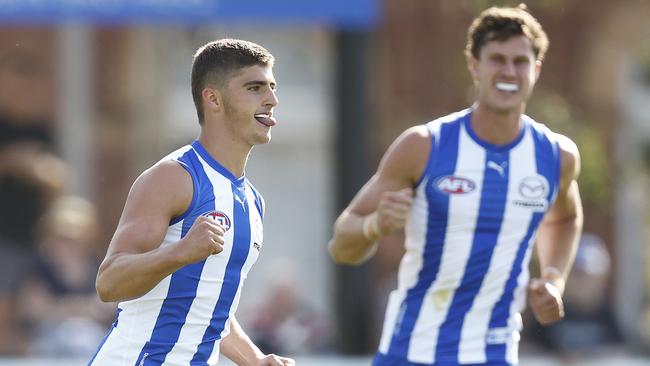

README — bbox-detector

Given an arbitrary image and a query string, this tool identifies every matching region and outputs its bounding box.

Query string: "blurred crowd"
[245,260,332,356]
[0,108,113,356]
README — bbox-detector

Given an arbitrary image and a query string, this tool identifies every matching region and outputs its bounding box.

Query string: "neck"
[198,127,251,179]
[470,102,524,145]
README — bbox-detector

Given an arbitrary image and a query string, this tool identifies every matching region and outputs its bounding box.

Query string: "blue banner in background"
[0,0,380,28]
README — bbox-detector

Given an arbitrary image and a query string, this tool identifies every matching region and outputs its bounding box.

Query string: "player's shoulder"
[553,132,580,181]
[524,115,580,180]
[378,124,432,186]
[386,124,432,168]
[397,108,470,146]
[538,125,580,180]
[148,159,192,182]
[133,150,195,199]
[425,108,471,131]
[118,155,195,220]
[158,143,197,168]
[553,133,579,160]
[381,109,470,182]
[397,125,431,145]
[524,115,579,157]
[388,110,469,166]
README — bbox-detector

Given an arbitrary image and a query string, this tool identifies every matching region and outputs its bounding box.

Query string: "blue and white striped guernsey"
[89,140,265,366]
[374,108,561,366]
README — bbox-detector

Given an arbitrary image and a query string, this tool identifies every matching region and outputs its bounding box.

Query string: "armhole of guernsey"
[552,138,562,203]
[169,159,199,225]
[414,123,438,188]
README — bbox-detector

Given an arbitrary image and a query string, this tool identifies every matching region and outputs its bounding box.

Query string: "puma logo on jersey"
[487,160,507,177]
[234,194,245,205]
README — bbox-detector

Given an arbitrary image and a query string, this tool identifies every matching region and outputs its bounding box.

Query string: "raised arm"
[328,125,431,265]
[95,160,225,302]
[528,134,583,324]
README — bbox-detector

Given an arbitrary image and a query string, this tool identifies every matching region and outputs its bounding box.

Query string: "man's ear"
[534,60,542,82]
[467,55,479,83]
[202,87,222,114]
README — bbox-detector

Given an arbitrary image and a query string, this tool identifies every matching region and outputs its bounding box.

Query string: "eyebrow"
[488,53,531,60]
[243,80,277,88]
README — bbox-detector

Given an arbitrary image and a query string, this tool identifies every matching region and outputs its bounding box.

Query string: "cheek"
[520,66,536,81]
[478,71,494,89]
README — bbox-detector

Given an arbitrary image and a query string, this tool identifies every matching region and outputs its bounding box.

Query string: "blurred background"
[0,0,649,365]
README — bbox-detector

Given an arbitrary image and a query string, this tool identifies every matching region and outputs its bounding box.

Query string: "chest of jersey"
[423,119,556,241]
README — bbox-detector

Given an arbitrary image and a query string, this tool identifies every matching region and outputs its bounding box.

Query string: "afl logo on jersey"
[435,176,476,194]
[202,210,232,231]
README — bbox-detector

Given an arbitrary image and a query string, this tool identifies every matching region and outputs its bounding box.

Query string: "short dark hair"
[465,4,549,61]
[191,39,274,124]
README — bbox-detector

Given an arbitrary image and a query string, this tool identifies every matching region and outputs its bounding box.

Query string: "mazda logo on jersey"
[202,210,232,231]
[435,176,476,194]
[513,175,550,212]
[518,175,549,199]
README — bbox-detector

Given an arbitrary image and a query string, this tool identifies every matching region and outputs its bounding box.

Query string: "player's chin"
[491,100,522,113]
[253,133,271,145]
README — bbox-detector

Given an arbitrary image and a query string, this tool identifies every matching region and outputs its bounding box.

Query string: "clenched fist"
[175,215,226,264]
[366,187,414,240]
[527,278,565,325]
[255,354,295,366]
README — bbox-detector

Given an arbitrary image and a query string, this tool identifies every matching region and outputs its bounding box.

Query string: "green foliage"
[527,90,611,208]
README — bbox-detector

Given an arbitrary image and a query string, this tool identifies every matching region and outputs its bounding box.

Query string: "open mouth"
[495,82,519,93]
[254,113,276,127]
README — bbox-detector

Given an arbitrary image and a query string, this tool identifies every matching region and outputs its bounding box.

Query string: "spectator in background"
[0,142,66,246]
[529,233,621,357]
[248,260,331,356]
[13,196,114,357]
[0,142,68,355]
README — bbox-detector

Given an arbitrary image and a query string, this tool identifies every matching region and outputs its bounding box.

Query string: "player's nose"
[265,89,279,108]
[501,60,517,77]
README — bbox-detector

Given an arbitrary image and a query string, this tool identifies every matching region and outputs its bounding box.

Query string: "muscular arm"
[220,316,264,365]
[95,160,223,302]
[536,135,583,293]
[328,126,430,265]
[528,134,583,324]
